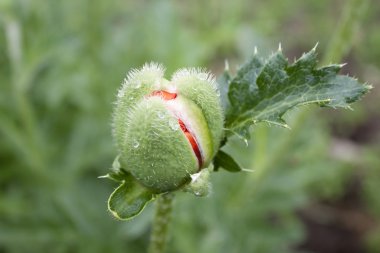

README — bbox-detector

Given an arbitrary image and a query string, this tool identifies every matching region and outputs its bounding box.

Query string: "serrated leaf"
[108,174,154,220]
[223,53,265,136]
[217,67,232,112]
[224,47,371,137]
[213,150,242,172]
[227,54,264,118]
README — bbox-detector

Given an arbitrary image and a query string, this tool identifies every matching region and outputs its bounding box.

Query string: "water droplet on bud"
[169,119,179,131]
[134,81,141,89]
[157,111,165,119]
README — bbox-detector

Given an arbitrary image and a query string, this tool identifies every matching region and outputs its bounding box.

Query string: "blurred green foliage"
[0,0,379,253]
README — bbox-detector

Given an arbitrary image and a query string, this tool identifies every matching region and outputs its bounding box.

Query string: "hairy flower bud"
[113,63,224,193]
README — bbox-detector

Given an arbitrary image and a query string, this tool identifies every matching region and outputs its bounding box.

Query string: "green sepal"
[99,155,128,182]
[100,156,156,220]
[182,167,212,197]
[213,150,242,173]
[108,174,155,220]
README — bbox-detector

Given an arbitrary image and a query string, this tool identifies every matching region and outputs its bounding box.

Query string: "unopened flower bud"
[113,63,223,193]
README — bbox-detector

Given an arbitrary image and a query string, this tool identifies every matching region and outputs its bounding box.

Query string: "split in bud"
[113,63,224,193]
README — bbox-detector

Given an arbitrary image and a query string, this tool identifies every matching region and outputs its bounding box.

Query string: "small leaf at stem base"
[108,176,154,220]
[213,150,242,172]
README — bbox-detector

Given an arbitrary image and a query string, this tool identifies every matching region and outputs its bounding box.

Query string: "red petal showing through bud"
[185,132,203,169]
[150,90,177,100]
[178,119,203,169]
[178,119,187,132]
[149,90,203,169]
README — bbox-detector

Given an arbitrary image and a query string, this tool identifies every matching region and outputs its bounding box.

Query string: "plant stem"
[323,0,369,65]
[148,193,174,253]
[4,18,46,172]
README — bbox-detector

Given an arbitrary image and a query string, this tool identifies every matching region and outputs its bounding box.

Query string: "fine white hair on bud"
[172,68,217,90]
[125,62,165,85]
[113,63,224,193]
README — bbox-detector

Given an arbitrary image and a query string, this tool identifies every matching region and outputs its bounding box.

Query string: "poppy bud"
[113,63,223,193]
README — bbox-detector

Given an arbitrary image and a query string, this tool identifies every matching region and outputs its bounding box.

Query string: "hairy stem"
[148,193,174,253]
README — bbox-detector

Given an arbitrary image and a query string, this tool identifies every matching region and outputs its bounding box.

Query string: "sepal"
[107,173,155,220]
[183,167,212,197]
[101,156,155,220]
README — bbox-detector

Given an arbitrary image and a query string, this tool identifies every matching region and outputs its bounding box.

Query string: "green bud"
[113,63,224,193]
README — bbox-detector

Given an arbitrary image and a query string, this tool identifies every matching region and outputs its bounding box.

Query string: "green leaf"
[217,63,233,113]
[213,150,242,172]
[108,173,155,220]
[224,46,371,137]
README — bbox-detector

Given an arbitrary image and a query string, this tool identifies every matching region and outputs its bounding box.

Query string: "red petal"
[184,132,202,168]
[149,91,202,168]
[150,90,177,100]
[178,119,187,132]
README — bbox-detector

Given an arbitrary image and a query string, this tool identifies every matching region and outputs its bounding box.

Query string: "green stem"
[323,0,369,64]
[4,18,46,172]
[148,193,174,253]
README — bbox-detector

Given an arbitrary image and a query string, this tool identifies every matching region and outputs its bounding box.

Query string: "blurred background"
[0,0,379,252]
